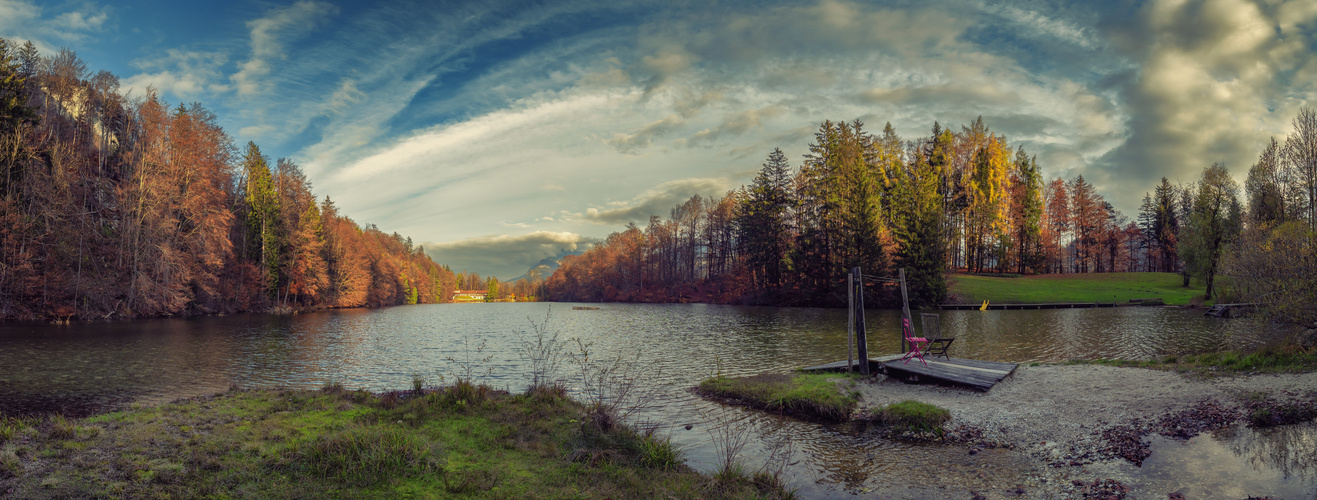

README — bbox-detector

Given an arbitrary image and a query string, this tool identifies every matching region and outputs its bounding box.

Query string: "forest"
[0,40,459,320]
[545,111,1317,327]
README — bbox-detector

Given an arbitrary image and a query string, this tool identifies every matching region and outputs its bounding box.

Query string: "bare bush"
[445,336,493,383]
[568,338,661,432]
[704,406,754,480]
[519,307,567,391]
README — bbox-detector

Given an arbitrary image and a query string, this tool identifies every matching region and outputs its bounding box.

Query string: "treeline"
[452,271,545,301]
[0,41,456,320]
[546,112,1317,316]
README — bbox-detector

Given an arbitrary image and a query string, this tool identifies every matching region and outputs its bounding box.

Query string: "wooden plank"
[879,356,1017,391]
[938,357,1018,372]
[801,360,867,372]
[802,355,1018,391]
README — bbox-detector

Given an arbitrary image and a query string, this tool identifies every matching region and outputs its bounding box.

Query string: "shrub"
[285,425,444,486]
[637,432,683,470]
[49,415,77,440]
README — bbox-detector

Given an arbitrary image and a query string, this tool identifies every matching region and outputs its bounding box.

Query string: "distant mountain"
[506,250,579,282]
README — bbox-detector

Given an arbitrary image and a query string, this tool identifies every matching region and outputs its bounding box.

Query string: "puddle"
[1130,422,1317,499]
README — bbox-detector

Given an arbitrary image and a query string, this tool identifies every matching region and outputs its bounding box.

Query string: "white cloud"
[122,49,229,100]
[1095,0,1317,210]
[53,8,107,33]
[0,0,109,54]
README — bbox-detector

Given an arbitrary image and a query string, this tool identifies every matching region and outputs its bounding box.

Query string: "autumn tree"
[1041,178,1069,273]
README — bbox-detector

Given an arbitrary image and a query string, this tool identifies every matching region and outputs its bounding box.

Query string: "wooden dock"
[1204,303,1258,318]
[939,302,1118,310]
[802,354,1018,391]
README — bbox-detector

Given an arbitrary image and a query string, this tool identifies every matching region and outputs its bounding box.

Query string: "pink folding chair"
[900,317,928,366]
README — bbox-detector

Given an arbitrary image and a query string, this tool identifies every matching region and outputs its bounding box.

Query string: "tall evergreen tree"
[736,148,794,289]
[241,142,280,297]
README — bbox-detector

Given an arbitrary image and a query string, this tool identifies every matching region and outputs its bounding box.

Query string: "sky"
[5,0,1316,279]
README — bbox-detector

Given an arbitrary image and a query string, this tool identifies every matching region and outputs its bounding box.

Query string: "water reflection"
[1227,423,1317,483]
[1137,424,1317,499]
[0,304,1273,416]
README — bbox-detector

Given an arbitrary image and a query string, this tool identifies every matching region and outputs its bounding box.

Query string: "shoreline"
[0,385,794,499]
[854,364,1317,497]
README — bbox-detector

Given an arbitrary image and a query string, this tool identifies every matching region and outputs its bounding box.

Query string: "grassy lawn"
[948,272,1208,306]
[695,372,860,422]
[0,384,791,499]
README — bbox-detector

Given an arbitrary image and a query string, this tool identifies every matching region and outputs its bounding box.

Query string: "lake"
[0,303,1306,498]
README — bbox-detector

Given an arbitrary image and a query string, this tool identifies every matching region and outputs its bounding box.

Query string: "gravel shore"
[853,364,1317,498]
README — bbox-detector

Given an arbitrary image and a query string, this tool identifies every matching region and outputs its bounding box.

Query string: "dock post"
[899,268,912,354]
[853,267,869,375]
[847,273,854,373]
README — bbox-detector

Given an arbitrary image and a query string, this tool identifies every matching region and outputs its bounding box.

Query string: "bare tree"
[1282,106,1317,231]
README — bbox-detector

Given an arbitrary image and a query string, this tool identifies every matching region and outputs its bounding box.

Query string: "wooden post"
[899,267,912,354]
[847,273,854,373]
[853,267,869,375]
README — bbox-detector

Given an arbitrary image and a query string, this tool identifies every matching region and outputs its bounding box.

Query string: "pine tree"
[241,142,280,298]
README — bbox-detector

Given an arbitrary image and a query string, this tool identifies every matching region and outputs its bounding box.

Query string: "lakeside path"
[853,365,1317,498]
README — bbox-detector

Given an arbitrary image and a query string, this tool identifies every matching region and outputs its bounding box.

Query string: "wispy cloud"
[231,0,337,96]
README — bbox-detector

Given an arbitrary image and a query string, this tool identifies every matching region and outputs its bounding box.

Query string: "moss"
[696,372,860,421]
[873,400,951,433]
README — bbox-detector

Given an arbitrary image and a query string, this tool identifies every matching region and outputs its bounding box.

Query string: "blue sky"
[5,0,1316,278]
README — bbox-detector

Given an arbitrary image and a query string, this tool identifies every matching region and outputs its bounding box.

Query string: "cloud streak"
[231,0,337,96]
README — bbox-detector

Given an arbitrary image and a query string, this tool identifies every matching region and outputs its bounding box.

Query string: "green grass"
[0,385,792,499]
[872,400,951,433]
[696,372,861,421]
[949,272,1209,306]
[1067,348,1317,375]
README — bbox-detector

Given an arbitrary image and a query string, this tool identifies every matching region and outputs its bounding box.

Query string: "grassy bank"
[0,383,791,499]
[871,400,951,434]
[1066,348,1317,375]
[949,272,1208,306]
[695,372,860,422]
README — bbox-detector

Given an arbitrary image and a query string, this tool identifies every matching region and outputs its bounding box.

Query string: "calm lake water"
[0,303,1310,498]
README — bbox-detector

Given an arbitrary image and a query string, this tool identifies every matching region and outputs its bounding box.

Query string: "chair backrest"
[901,317,916,340]
[920,313,940,339]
